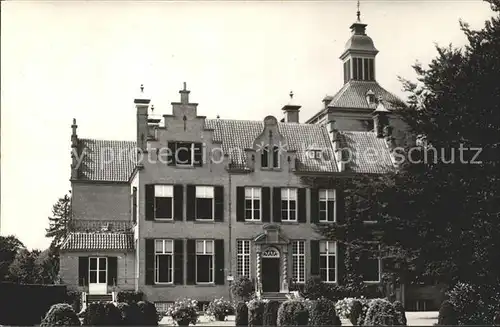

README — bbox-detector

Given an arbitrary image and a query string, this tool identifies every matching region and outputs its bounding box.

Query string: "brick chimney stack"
[135,84,151,151]
[70,118,79,179]
[281,91,301,123]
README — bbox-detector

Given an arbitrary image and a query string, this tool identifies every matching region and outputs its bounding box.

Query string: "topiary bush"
[437,300,458,326]
[303,275,331,300]
[277,299,309,326]
[350,299,363,325]
[231,276,255,301]
[40,303,81,327]
[393,301,407,326]
[248,298,266,327]
[309,298,341,326]
[117,291,144,304]
[103,302,122,325]
[137,300,159,325]
[83,302,107,325]
[263,300,280,326]
[235,302,249,326]
[363,298,397,326]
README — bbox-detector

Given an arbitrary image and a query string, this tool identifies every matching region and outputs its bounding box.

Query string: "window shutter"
[337,188,345,224]
[145,184,155,221]
[107,257,117,286]
[214,239,225,285]
[310,189,319,224]
[186,239,196,285]
[272,187,281,222]
[262,187,271,222]
[298,188,306,223]
[167,142,176,166]
[236,187,245,222]
[310,240,320,276]
[145,239,154,285]
[194,143,203,167]
[174,185,184,221]
[174,240,184,285]
[214,186,224,222]
[337,242,344,285]
[186,185,196,221]
[78,257,89,286]
[132,187,138,224]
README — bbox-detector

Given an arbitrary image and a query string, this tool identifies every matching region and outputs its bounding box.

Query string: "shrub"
[117,291,144,304]
[65,291,82,313]
[138,300,159,325]
[263,300,280,326]
[40,303,80,327]
[303,275,330,300]
[393,301,407,326]
[350,299,363,325]
[166,298,198,326]
[235,302,249,326]
[103,302,122,325]
[309,298,341,326]
[206,297,233,321]
[494,311,500,326]
[277,299,309,326]
[232,276,255,301]
[363,298,397,326]
[117,302,142,325]
[83,302,107,325]
[447,282,486,325]
[437,300,458,326]
[248,298,267,327]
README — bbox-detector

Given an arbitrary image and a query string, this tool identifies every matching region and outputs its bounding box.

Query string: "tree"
[0,235,25,282]
[45,194,72,249]
[35,247,60,284]
[8,248,41,284]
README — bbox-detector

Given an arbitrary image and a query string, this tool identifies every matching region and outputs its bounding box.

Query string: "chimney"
[372,98,389,138]
[322,95,333,109]
[70,118,79,179]
[281,91,301,123]
[135,84,151,151]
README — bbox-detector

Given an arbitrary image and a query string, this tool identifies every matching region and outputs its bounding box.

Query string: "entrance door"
[262,258,281,292]
[88,257,107,294]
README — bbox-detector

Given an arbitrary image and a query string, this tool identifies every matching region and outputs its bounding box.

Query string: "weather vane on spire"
[356,0,361,22]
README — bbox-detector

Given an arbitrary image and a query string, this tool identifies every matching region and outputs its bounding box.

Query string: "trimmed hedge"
[65,291,82,313]
[277,300,309,326]
[137,300,159,325]
[364,298,397,326]
[350,299,363,325]
[263,300,280,326]
[309,298,341,326]
[235,302,249,326]
[40,303,80,326]
[117,290,144,304]
[232,276,255,301]
[83,302,107,325]
[303,275,330,300]
[393,300,407,326]
[248,299,266,327]
[117,302,142,325]
[438,300,458,326]
[104,302,122,325]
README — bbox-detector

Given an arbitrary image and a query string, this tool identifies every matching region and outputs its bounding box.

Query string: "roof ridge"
[80,138,136,143]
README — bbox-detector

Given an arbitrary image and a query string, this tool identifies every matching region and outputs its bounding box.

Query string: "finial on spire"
[140,84,144,93]
[289,90,294,99]
[151,104,155,112]
[216,114,220,119]
[356,0,361,22]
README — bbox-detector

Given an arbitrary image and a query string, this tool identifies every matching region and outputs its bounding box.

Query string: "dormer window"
[307,149,322,160]
[261,145,280,169]
[272,146,280,168]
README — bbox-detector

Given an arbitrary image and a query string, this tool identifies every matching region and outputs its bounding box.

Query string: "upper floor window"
[245,187,261,221]
[261,146,269,168]
[261,145,280,169]
[168,142,202,167]
[155,239,174,284]
[196,186,214,220]
[196,240,214,284]
[319,189,336,222]
[131,187,138,224]
[281,188,297,221]
[272,145,280,168]
[155,185,174,220]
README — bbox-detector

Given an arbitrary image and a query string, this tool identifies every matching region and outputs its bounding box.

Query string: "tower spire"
[356,0,361,22]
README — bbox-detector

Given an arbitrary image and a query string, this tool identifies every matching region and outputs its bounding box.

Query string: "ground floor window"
[155,239,174,284]
[89,257,107,284]
[196,240,214,283]
[237,240,251,277]
[292,240,305,283]
[319,241,336,283]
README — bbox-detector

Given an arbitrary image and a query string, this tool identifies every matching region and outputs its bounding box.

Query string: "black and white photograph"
[1,0,499,325]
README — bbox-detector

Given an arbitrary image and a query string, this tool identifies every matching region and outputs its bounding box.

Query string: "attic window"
[307,150,322,160]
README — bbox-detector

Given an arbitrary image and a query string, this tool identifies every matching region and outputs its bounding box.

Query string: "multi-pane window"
[281,188,297,221]
[132,187,138,224]
[292,241,305,283]
[320,241,336,283]
[261,146,269,168]
[155,239,174,284]
[155,185,173,220]
[169,142,202,166]
[361,244,381,282]
[89,257,107,284]
[196,240,214,283]
[237,240,251,277]
[196,186,214,220]
[272,146,280,168]
[245,187,261,221]
[319,189,336,222]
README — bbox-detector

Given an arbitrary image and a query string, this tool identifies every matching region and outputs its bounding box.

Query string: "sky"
[0,0,494,250]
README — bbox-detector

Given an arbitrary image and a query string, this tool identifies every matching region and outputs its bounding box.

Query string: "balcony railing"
[68,219,134,233]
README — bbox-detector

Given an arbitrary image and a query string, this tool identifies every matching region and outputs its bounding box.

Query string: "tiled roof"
[60,232,134,251]
[205,119,338,173]
[327,80,404,110]
[78,139,136,182]
[340,131,395,174]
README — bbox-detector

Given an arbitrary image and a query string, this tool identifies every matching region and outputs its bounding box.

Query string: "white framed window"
[281,188,297,221]
[245,187,261,221]
[89,257,107,284]
[196,186,214,220]
[154,239,174,284]
[237,240,251,277]
[319,241,337,283]
[155,185,174,220]
[196,240,214,284]
[319,189,336,222]
[361,244,382,283]
[292,241,305,283]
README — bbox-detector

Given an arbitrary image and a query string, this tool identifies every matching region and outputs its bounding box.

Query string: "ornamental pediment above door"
[253,223,289,245]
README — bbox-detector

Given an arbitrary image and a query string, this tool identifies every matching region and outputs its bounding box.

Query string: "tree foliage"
[45,194,71,249]
[0,235,25,282]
